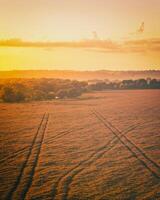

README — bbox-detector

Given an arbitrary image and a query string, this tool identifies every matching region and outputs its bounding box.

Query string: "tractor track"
[45,122,99,145]
[6,113,49,200]
[52,116,148,200]
[93,109,160,179]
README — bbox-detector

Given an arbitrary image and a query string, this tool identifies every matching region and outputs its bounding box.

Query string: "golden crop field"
[0,90,160,200]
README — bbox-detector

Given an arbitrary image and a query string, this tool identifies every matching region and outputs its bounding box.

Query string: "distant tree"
[121,80,135,89]
[149,79,160,89]
[1,85,26,102]
[89,82,107,91]
[0,84,3,90]
[56,89,68,99]
[1,86,16,102]
[46,92,55,100]
[136,79,147,89]
[67,88,82,98]
[14,90,26,102]
[13,83,26,102]
[32,90,46,101]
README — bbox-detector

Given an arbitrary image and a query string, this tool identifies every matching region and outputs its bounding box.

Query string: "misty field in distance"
[0,90,160,199]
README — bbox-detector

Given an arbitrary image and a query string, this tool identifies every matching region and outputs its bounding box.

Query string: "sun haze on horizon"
[0,0,160,71]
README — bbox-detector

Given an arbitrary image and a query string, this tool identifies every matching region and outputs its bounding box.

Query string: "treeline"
[0,79,88,103]
[0,78,160,102]
[89,78,160,91]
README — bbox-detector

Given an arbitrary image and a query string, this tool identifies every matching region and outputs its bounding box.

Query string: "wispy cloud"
[137,22,145,34]
[129,22,145,36]
[0,38,121,51]
[0,37,160,53]
[123,38,160,53]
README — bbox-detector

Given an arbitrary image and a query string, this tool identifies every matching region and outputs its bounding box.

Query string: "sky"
[0,0,160,71]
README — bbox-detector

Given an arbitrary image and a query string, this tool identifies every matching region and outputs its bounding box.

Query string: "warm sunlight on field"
[0,0,160,199]
[0,90,160,199]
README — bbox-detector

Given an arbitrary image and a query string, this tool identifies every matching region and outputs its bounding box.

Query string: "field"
[0,90,160,200]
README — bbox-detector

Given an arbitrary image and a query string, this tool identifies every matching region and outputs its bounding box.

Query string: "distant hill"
[0,70,160,81]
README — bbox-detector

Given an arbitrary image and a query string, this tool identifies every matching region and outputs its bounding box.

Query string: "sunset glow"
[0,0,160,70]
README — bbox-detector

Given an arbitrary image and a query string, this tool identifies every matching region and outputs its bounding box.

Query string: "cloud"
[0,38,120,50]
[0,37,160,53]
[129,22,145,36]
[124,38,160,52]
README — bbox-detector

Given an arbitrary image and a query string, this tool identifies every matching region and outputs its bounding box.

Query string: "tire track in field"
[0,126,40,165]
[0,146,27,165]
[1,119,96,167]
[100,112,160,170]
[94,109,160,179]
[60,120,151,200]
[52,119,147,200]
[1,117,87,165]
[21,113,49,200]
[6,113,49,200]
[46,121,99,145]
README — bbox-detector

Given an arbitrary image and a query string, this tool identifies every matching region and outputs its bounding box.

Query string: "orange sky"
[0,0,160,71]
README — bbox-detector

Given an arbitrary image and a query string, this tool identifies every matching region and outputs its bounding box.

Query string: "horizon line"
[0,69,160,72]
